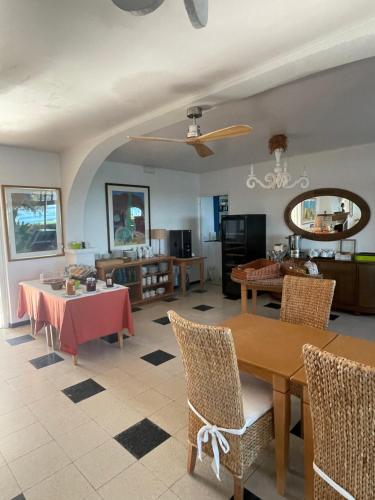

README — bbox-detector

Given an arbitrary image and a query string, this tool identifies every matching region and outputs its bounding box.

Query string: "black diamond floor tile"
[163,297,178,302]
[101,333,129,344]
[264,302,281,310]
[141,349,175,366]
[330,313,339,321]
[153,316,170,325]
[230,488,262,499]
[193,304,214,311]
[192,289,208,294]
[62,378,106,403]
[290,420,302,439]
[7,334,35,346]
[132,306,142,312]
[115,418,170,459]
[11,494,26,500]
[29,352,64,369]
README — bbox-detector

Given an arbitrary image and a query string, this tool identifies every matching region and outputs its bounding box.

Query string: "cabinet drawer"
[317,261,357,307]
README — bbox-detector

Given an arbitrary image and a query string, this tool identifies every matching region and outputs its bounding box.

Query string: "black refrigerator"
[221,214,266,297]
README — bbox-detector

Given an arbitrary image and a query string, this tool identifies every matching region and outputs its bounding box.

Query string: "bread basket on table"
[231,259,280,281]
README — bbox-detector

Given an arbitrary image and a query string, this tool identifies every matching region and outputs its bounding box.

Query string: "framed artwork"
[301,198,317,224]
[340,239,356,255]
[1,186,64,261]
[105,183,151,252]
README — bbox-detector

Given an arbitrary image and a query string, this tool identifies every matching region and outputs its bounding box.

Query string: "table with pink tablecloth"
[17,281,134,357]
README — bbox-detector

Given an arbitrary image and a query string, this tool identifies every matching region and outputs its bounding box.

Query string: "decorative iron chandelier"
[246,134,310,189]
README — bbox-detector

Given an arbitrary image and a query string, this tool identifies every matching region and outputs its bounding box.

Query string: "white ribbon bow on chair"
[188,400,250,480]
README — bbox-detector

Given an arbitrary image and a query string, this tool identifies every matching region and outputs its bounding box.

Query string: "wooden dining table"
[291,334,375,500]
[221,313,338,496]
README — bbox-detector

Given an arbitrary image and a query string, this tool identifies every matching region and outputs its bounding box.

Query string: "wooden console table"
[173,256,205,296]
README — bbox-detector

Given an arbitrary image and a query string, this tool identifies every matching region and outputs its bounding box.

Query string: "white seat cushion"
[240,372,273,426]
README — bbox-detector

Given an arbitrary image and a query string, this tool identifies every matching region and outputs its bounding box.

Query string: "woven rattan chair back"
[303,344,375,499]
[168,310,245,431]
[280,275,335,330]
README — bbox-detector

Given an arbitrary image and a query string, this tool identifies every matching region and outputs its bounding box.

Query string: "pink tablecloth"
[18,282,134,355]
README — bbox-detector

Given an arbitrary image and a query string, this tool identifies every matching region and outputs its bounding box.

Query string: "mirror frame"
[284,188,370,241]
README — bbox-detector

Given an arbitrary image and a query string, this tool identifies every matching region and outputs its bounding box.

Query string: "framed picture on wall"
[301,198,317,224]
[105,183,151,252]
[1,185,64,261]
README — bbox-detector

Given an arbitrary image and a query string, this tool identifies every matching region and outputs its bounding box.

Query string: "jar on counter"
[86,277,97,292]
[66,279,76,296]
[105,273,114,287]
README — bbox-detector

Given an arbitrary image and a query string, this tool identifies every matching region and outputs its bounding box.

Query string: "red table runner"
[18,282,134,355]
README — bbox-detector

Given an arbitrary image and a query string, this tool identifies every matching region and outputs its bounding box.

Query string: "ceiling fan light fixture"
[246,134,310,190]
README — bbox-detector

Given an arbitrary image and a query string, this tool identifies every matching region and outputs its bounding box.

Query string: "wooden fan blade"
[190,142,214,158]
[127,135,186,143]
[196,125,253,142]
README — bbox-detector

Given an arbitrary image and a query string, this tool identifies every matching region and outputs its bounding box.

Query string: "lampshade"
[151,229,167,240]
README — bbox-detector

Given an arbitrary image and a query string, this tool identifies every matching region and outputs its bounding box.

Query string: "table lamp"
[151,228,167,255]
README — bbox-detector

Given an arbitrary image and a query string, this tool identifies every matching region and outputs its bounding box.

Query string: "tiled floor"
[0,283,373,499]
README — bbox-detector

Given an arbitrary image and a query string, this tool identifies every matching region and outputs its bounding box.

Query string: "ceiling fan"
[127,106,253,158]
[112,0,208,29]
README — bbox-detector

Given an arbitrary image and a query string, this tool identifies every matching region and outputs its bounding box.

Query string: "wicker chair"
[280,274,336,330]
[281,275,336,418]
[303,344,375,499]
[168,310,274,500]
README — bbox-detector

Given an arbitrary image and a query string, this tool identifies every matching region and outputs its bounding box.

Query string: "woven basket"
[281,261,323,279]
[231,259,280,281]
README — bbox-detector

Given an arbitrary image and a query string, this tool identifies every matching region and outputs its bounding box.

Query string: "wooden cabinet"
[313,259,375,314]
[357,263,375,312]
[96,256,174,305]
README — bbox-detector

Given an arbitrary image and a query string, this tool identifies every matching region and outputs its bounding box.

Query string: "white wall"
[200,142,375,253]
[84,161,200,257]
[0,145,63,324]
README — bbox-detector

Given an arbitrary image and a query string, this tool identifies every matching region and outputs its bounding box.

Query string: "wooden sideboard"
[96,256,174,305]
[311,259,375,314]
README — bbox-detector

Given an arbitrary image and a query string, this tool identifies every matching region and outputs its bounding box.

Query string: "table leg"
[303,387,314,500]
[72,354,78,365]
[180,264,187,296]
[240,284,248,313]
[117,331,124,349]
[272,376,290,496]
[199,260,205,291]
[45,324,53,348]
[252,289,257,315]
[30,317,36,337]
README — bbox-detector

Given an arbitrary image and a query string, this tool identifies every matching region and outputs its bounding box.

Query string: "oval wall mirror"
[284,188,370,241]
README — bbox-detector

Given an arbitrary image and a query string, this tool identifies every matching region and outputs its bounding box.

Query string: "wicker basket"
[231,259,280,281]
[281,261,323,279]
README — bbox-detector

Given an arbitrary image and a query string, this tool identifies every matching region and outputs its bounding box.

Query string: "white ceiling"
[1,0,375,153]
[109,57,375,172]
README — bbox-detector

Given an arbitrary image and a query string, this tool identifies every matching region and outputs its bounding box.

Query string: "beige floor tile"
[54,420,110,460]
[0,406,36,439]
[171,457,234,500]
[158,490,180,500]
[78,391,125,420]
[154,378,186,401]
[0,464,21,500]
[17,379,58,405]
[29,392,75,421]
[134,366,173,389]
[41,405,90,438]
[0,384,25,416]
[0,421,51,462]
[150,400,187,435]
[128,388,172,417]
[141,438,187,487]
[24,464,96,500]
[9,441,70,490]
[173,426,188,446]
[74,439,135,489]
[98,462,168,500]
[94,405,144,436]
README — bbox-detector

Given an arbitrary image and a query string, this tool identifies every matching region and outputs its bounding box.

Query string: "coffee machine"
[286,234,302,258]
